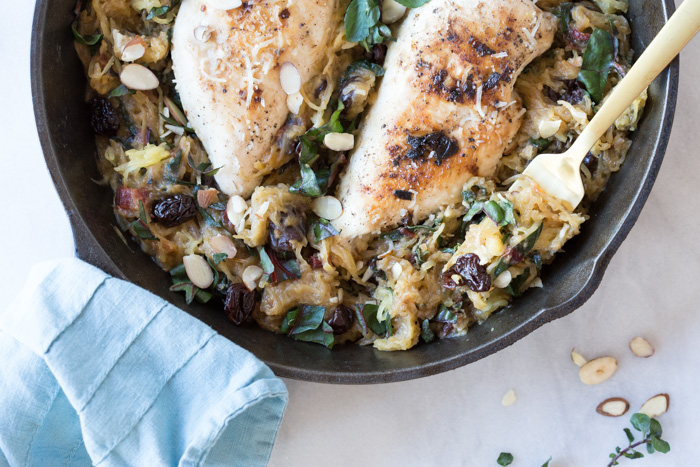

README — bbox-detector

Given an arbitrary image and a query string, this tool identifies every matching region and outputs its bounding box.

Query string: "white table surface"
[3,2,698,466]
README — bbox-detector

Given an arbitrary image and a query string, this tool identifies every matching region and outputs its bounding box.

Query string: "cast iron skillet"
[32,0,678,384]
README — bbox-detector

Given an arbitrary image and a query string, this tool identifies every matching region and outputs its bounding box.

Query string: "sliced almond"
[571,348,587,367]
[629,336,655,358]
[596,397,629,417]
[492,270,512,288]
[381,0,407,24]
[206,0,243,10]
[639,393,670,418]
[311,196,343,220]
[501,389,517,407]
[226,195,248,228]
[286,92,304,114]
[183,254,214,289]
[279,62,301,95]
[120,63,159,90]
[197,188,219,208]
[323,132,354,152]
[391,262,403,281]
[193,25,214,42]
[242,265,264,291]
[209,234,237,258]
[538,119,562,139]
[578,356,617,385]
[121,36,146,62]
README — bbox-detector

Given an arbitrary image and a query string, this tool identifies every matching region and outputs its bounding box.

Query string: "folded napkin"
[0,259,287,466]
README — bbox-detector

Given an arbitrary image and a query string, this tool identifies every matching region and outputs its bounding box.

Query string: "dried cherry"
[442,253,491,292]
[327,305,354,335]
[88,97,120,136]
[224,283,256,325]
[152,195,197,227]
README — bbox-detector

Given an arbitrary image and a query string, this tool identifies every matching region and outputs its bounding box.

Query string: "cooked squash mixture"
[74,0,646,350]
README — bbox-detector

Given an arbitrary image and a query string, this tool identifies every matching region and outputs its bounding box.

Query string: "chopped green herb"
[197,207,222,228]
[129,201,158,240]
[344,0,382,42]
[497,452,514,466]
[187,154,220,177]
[355,303,387,336]
[551,2,573,34]
[212,253,228,265]
[381,224,437,241]
[289,164,326,197]
[169,263,211,304]
[529,137,550,150]
[420,319,435,343]
[259,246,301,284]
[434,304,458,323]
[71,22,102,46]
[393,0,431,6]
[280,305,334,348]
[145,0,180,20]
[494,223,542,277]
[505,268,530,297]
[311,218,340,243]
[108,84,135,98]
[578,27,618,103]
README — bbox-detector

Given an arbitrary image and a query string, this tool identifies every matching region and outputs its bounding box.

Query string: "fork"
[513,0,700,209]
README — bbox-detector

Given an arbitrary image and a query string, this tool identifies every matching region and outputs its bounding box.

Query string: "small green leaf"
[623,428,634,444]
[649,418,662,437]
[288,305,326,335]
[529,137,550,150]
[344,0,381,42]
[646,443,655,455]
[483,201,504,225]
[499,200,517,226]
[651,436,670,454]
[577,27,617,103]
[505,268,530,297]
[71,22,102,46]
[197,207,222,228]
[393,0,431,7]
[280,307,301,334]
[293,321,335,348]
[212,253,228,265]
[494,223,542,277]
[357,304,386,336]
[434,304,458,323]
[630,413,651,435]
[625,451,644,459]
[290,164,325,197]
[109,84,134,98]
[496,452,514,466]
[311,218,340,243]
[420,319,435,343]
[551,2,573,34]
[259,247,275,275]
[541,457,552,467]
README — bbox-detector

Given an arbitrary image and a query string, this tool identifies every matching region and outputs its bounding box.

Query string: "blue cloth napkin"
[0,258,288,466]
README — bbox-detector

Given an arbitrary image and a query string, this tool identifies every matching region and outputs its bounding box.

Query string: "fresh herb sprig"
[608,413,670,466]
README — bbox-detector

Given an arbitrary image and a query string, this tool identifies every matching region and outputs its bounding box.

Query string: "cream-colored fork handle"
[568,0,700,162]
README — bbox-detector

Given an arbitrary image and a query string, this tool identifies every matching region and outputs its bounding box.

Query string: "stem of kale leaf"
[607,438,650,467]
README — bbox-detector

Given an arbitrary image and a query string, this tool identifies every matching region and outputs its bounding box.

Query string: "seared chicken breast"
[172,0,336,196]
[332,0,556,238]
